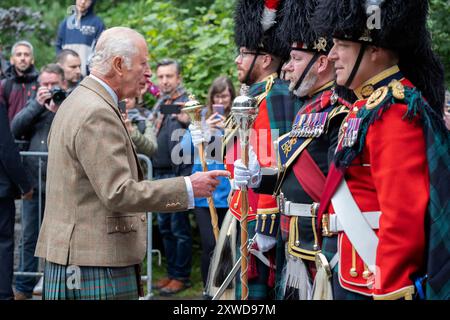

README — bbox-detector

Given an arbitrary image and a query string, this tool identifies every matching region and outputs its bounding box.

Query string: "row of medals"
[341,117,362,148]
[289,112,328,138]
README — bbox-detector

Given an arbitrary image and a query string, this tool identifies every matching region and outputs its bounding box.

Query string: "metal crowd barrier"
[13,151,160,299]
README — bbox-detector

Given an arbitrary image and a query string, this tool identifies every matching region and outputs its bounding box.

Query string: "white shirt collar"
[89,74,119,106]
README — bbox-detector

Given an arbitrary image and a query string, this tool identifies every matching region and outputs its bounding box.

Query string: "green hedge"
[102,0,238,103]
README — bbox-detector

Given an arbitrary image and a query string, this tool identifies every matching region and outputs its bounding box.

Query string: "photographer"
[10,63,67,300]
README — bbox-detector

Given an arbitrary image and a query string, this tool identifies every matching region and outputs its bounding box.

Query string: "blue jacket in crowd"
[56,0,105,76]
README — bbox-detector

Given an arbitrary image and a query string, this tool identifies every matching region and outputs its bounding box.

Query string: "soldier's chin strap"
[293,52,321,92]
[243,52,260,85]
[345,43,367,88]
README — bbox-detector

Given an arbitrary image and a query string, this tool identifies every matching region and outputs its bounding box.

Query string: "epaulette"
[365,80,405,111]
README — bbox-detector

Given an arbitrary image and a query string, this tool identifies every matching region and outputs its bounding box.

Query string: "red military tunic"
[319,66,429,299]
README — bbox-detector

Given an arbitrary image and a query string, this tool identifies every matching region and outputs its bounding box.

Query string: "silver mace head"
[182,94,204,126]
[231,93,258,145]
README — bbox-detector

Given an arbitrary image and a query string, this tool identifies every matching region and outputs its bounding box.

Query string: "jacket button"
[41,140,45,144]
[141,214,146,222]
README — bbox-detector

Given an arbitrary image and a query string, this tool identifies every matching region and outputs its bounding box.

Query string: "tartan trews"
[43,261,139,300]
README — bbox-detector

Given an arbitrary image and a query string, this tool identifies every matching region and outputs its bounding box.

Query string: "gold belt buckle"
[322,213,336,237]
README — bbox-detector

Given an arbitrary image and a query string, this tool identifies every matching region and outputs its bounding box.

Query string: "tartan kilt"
[274,233,286,300]
[235,220,275,300]
[43,261,139,300]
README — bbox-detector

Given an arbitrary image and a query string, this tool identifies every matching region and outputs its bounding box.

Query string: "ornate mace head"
[231,88,259,146]
[182,94,204,126]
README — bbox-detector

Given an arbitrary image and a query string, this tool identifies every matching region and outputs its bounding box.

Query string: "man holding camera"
[11,64,67,300]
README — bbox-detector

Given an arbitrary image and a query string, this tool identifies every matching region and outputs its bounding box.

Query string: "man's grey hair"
[11,40,34,57]
[89,27,143,75]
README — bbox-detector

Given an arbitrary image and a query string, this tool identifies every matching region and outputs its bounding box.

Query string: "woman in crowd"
[181,75,235,298]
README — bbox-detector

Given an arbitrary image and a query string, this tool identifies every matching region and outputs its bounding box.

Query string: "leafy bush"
[102,0,238,105]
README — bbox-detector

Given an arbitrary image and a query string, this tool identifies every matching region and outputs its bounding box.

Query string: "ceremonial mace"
[231,87,259,300]
[182,96,220,241]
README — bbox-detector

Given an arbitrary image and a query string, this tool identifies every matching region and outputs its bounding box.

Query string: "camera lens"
[49,86,67,105]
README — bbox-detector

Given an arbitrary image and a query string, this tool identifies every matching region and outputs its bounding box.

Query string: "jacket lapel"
[80,77,144,180]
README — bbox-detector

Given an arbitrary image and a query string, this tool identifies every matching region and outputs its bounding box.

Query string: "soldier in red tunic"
[312,0,449,300]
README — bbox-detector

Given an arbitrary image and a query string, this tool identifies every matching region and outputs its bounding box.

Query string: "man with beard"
[234,0,351,300]
[150,58,193,296]
[314,0,449,300]
[0,41,38,122]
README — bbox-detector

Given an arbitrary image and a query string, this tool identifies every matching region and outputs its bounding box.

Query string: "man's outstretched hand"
[189,170,230,198]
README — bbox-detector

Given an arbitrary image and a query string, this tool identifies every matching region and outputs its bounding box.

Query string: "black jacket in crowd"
[0,104,31,198]
[11,99,55,191]
[151,90,192,176]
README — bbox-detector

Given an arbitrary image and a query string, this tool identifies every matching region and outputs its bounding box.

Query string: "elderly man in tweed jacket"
[35,27,228,300]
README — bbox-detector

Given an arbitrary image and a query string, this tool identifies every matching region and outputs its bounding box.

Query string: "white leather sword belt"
[278,192,319,217]
[329,180,381,273]
[322,211,381,235]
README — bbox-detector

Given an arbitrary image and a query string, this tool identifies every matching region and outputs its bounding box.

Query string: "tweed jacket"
[35,76,189,267]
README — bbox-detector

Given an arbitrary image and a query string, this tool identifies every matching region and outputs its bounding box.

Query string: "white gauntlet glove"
[189,123,211,146]
[233,146,261,189]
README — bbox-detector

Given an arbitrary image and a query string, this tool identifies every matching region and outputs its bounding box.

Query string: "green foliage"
[1,0,448,96]
[103,0,238,104]
[0,1,72,70]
